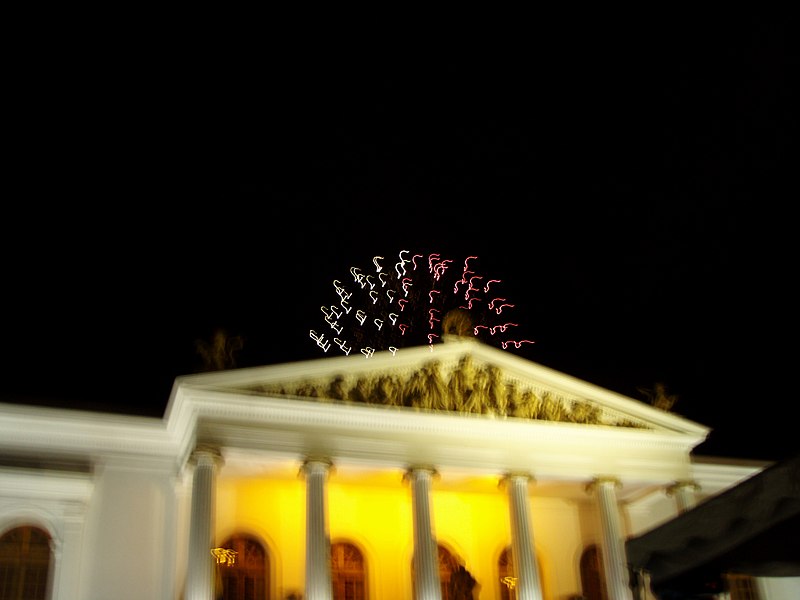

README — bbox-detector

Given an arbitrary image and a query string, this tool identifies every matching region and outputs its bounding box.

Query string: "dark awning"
[626,453,800,591]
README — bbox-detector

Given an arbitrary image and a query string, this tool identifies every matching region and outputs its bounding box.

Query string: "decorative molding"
[0,467,94,503]
[243,355,650,429]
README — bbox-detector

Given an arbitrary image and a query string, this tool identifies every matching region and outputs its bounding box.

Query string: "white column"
[504,473,543,600]
[666,480,700,514]
[185,446,223,600]
[588,478,632,600]
[302,458,333,600]
[405,466,442,600]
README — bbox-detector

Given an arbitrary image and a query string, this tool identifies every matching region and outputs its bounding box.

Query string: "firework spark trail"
[494,303,515,314]
[428,308,441,330]
[501,340,535,349]
[490,323,519,335]
[484,279,501,292]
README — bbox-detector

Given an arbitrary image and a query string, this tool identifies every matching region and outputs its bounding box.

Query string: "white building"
[1,338,793,599]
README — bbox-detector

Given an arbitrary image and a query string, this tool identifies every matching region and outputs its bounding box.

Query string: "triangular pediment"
[174,338,706,436]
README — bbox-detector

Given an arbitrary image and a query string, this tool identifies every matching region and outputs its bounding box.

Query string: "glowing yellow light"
[502,575,517,589]
[211,548,238,566]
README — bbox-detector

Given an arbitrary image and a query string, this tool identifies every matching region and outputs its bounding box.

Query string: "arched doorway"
[330,541,366,600]
[580,544,607,600]
[498,545,544,600]
[0,525,52,600]
[498,546,516,600]
[217,533,269,600]
[412,544,476,600]
[437,545,459,600]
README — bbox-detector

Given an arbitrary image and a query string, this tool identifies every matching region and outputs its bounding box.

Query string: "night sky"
[2,23,795,462]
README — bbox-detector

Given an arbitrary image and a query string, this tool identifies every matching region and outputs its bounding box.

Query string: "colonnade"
[183,446,699,600]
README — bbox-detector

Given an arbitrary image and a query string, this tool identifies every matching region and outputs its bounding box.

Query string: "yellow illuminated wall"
[216,472,583,599]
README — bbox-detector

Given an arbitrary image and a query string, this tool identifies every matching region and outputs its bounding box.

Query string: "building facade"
[0,339,789,599]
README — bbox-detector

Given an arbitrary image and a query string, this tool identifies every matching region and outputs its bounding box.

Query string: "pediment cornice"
[173,339,707,437]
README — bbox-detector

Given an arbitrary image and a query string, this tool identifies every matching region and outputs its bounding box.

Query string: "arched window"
[330,541,366,600]
[580,544,607,600]
[217,534,268,600]
[0,525,52,600]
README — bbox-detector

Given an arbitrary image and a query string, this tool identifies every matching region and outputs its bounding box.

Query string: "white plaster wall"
[525,497,582,598]
[79,461,178,600]
[173,470,193,599]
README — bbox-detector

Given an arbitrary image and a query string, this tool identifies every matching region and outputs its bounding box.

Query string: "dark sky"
[2,23,795,462]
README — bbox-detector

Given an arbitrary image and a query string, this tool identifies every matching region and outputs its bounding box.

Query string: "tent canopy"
[626,453,800,592]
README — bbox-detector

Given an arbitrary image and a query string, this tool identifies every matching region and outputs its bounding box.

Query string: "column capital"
[403,465,439,483]
[665,479,700,496]
[499,471,536,489]
[189,444,224,468]
[300,456,334,476]
[585,476,621,494]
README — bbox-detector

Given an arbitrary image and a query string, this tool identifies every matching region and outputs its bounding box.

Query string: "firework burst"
[310,249,534,358]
